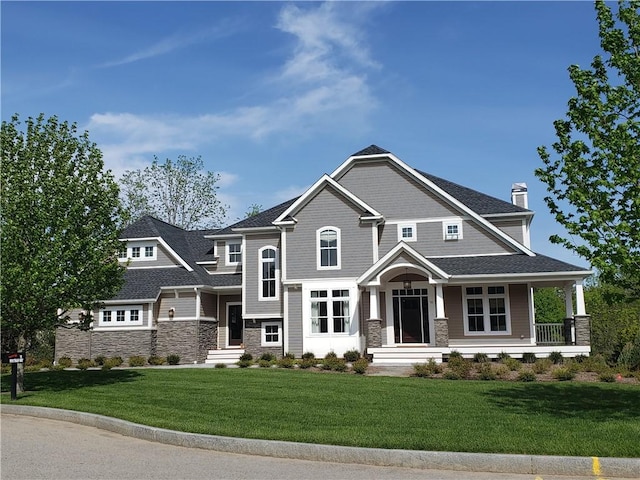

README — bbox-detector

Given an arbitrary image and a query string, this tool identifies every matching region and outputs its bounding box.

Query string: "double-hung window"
[228,241,242,265]
[259,247,278,300]
[463,286,509,335]
[310,289,350,334]
[317,227,340,269]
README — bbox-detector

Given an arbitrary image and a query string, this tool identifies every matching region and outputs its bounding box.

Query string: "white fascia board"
[332,152,536,257]
[273,174,382,224]
[204,233,242,240]
[482,211,535,219]
[357,242,451,285]
[119,236,193,272]
[195,260,218,265]
[449,270,593,284]
[232,226,279,233]
[100,297,157,305]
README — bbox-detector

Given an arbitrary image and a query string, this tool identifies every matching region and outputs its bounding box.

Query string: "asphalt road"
[0,414,634,480]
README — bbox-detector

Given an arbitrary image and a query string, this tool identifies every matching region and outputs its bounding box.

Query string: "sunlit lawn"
[2,368,639,457]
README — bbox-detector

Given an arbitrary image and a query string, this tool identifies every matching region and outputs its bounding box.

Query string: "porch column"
[574,315,591,346]
[366,286,382,348]
[575,280,586,316]
[434,284,449,347]
[564,283,574,318]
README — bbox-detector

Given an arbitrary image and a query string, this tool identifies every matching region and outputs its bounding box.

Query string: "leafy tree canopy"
[535,1,639,296]
[120,155,228,230]
[1,114,125,351]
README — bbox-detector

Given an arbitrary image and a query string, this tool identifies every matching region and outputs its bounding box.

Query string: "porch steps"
[367,347,445,365]
[204,349,245,365]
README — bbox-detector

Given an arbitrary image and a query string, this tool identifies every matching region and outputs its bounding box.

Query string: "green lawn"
[2,368,639,457]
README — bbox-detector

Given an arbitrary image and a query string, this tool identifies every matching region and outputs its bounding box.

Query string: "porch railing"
[535,323,567,345]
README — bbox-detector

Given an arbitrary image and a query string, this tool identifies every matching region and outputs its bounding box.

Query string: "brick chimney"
[511,182,528,209]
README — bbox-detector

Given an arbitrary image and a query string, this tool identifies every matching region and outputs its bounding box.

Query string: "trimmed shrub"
[552,367,575,381]
[148,356,165,366]
[494,364,510,378]
[533,358,552,374]
[102,357,121,370]
[258,359,273,368]
[447,356,472,379]
[167,354,180,365]
[504,357,522,371]
[497,351,511,362]
[324,351,338,359]
[443,370,462,380]
[413,359,442,377]
[57,356,72,368]
[277,356,295,368]
[94,355,106,366]
[574,354,588,363]
[239,352,253,362]
[599,371,616,383]
[352,358,368,374]
[548,351,564,364]
[344,349,360,362]
[259,353,276,362]
[582,354,609,373]
[522,352,537,364]
[237,359,252,368]
[517,369,536,382]
[448,350,462,360]
[473,352,489,363]
[477,363,496,380]
[128,356,146,367]
[321,357,346,371]
[110,356,124,367]
[214,363,227,368]
[283,352,295,360]
[301,352,315,360]
[297,358,316,369]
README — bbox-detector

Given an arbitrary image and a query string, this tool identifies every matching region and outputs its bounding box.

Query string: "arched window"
[259,247,278,300]
[317,227,340,269]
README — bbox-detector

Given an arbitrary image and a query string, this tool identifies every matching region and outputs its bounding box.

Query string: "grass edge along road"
[1,368,638,458]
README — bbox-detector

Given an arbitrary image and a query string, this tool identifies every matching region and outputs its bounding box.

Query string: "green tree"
[244,203,262,218]
[120,155,228,229]
[1,114,125,372]
[533,287,567,323]
[535,1,640,295]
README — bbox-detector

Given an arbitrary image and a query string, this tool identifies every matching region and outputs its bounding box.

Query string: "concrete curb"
[3,405,639,477]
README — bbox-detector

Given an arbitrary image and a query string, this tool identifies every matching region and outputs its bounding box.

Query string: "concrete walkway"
[2,405,638,478]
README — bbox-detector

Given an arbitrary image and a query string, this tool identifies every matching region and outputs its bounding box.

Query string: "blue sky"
[2,1,603,267]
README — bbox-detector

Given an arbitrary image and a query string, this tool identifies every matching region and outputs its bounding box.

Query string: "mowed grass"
[2,368,639,457]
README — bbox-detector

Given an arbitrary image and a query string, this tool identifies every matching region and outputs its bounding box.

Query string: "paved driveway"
[0,414,634,480]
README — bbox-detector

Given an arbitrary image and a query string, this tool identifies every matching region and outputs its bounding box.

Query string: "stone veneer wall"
[55,328,156,363]
[243,320,283,359]
[366,318,382,348]
[574,315,591,346]
[197,321,218,363]
[156,321,198,364]
[434,317,449,347]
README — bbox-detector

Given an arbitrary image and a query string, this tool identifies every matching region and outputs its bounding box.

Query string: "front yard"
[1,368,638,458]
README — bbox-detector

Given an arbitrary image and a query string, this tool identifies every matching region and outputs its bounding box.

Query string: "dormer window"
[131,246,141,258]
[145,246,154,258]
[443,221,463,241]
[227,241,242,265]
[118,243,158,262]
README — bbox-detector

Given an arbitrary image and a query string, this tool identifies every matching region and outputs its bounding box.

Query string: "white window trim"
[258,246,279,301]
[308,288,351,336]
[227,240,242,266]
[261,321,282,347]
[118,243,157,262]
[316,226,341,270]
[443,220,463,241]
[99,305,144,327]
[397,223,417,242]
[462,285,511,336]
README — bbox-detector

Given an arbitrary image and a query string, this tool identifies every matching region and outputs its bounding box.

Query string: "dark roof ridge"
[351,145,390,157]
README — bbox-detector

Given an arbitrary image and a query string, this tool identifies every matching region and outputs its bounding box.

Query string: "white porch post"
[369,286,379,319]
[435,283,445,318]
[575,280,586,316]
[564,283,574,318]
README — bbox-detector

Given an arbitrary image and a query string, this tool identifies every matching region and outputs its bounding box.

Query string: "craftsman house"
[55,145,592,364]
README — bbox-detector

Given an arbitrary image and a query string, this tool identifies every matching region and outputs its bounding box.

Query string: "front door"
[393,288,430,344]
[228,304,243,346]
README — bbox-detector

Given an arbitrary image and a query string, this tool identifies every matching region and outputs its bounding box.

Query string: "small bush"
[297,358,316,369]
[447,356,472,379]
[565,359,582,374]
[352,358,369,374]
[574,354,588,364]
[57,356,72,368]
[448,350,462,360]
[110,356,124,366]
[443,370,462,380]
[25,365,43,373]
[324,351,338,359]
[473,352,489,363]
[497,351,511,362]
[167,354,180,365]
[582,354,609,373]
[533,358,552,374]
[504,357,522,371]
[148,356,165,366]
[494,364,510,378]
[344,349,360,362]
[277,356,295,368]
[94,355,106,366]
[102,357,121,370]
[321,357,346,371]
[214,363,227,369]
[39,359,53,369]
[413,359,442,377]
[283,352,295,360]
[552,367,575,381]
[259,353,276,362]
[477,363,496,380]
[521,352,537,364]
[239,353,253,362]
[617,339,640,371]
[517,369,536,382]
[258,359,273,368]
[76,358,93,370]
[302,351,315,360]
[599,371,616,383]
[128,356,146,367]
[548,351,564,364]
[237,359,252,368]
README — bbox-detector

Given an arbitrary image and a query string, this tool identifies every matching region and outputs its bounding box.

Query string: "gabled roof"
[210,198,299,236]
[274,175,382,225]
[351,144,390,156]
